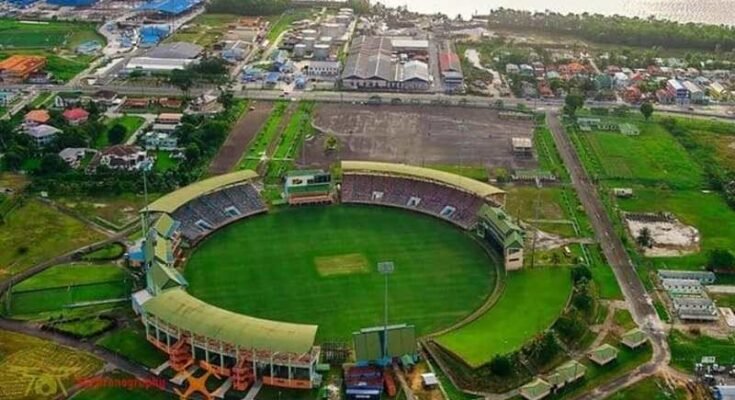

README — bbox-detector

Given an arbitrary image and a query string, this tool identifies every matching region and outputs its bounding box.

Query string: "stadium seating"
[172,183,266,242]
[341,174,485,229]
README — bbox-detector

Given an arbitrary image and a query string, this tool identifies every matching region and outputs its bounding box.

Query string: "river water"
[376,0,735,25]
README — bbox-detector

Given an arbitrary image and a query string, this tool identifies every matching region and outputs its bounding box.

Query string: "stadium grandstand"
[340,161,523,269]
[284,170,334,205]
[133,170,320,392]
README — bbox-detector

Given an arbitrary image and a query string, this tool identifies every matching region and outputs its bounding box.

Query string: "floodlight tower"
[377,261,394,364]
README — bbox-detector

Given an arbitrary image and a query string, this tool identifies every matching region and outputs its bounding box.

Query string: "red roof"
[63,108,90,121]
[25,109,50,124]
[439,52,460,72]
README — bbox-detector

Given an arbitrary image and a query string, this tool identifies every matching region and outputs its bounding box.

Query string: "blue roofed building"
[8,0,40,8]
[137,0,202,16]
[265,72,280,87]
[139,25,171,48]
[76,40,103,55]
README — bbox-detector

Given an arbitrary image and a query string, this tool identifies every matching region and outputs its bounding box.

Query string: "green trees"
[564,93,584,116]
[640,102,654,120]
[489,355,512,376]
[108,124,127,145]
[707,249,735,272]
[486,9,735,51]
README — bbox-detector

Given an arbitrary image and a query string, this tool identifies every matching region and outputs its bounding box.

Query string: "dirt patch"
[625,212,700,257]
[301,104,537,170]
[728,140,735,150]
[314,253,369,276]
[406,363,444,400]
[208,101,273,175]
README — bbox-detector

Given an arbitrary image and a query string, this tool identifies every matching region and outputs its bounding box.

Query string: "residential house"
[519,378,552,400]
[506,63,520,74]
[623,87,642,104]
[24,109,50,126]
[59,147,95,169]
[545,361,586,390]
[682,81,705,103]
[25,124,61,147]
[144,132,178,151]
[63,108,90,126]
[92,90,119,106]
[189,93,222,114]
[613,72,629,89]
[98,145,151,171]
[54,92,83,108]
[157,113,183,125]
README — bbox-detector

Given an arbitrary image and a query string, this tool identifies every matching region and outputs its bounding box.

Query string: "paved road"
[546,111,671,399]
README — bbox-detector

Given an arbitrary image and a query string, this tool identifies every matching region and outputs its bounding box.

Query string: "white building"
[25,124,61,147]
[306,61,342,77]
[99,145,151,171]
[123,57,198,74]
[144,132,178,151]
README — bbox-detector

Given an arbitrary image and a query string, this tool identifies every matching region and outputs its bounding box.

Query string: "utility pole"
[377,261,394,364]
[530,191,540,269]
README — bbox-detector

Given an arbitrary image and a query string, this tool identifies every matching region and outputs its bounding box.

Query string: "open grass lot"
[57,193,155,229]
[0,329,102,400]
[505,186,576,237]
[95,115,146,149]
[167,13,238,48]
[154,151,179,172]
[669,330,735,373]
[574,121,704,189]
[97,325,168,368]
[0,200,104,281]
[184,205,497,341]
[264,102,314,182]
[436,267,572,367]
[0,19,101,49]
[605,376,686,400]
[618,188,735,269]
[266,9,317,43]
[6,262,131,317]
[0,51,95,82]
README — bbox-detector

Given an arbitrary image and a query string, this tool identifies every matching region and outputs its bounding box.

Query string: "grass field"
[573,121,704,189]
[0,329,102,400]
[154,151,179,172]
[166,13,238,48]
[606,376,686,400]
[0,200,105,281]
[95,115,146,149]
[436,267,572,367]
[58,193,155,228]
[0,19,102,49]
[184,205,497,341]
[6,262,131,317]
[669,330,735,373]
[97,325,168,368]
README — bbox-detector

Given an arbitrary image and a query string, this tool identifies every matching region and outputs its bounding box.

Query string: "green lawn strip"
[239,101,288,169]
[605,376,687,400]
[612,309,636,330]
[712,293,735,308]
[669,330,735,373]
[95,115,146,149]
[30,91,54,108]
[0,200,105,280]
[184,205,497,342]
[429,359,480,400]
[53,317,114,337]
[154,150,179,172]
[83,243,126,261]
[265,102,315,182]
[13,262,125,290]
[436,267,572,367]
[266,10,315,44]
[97,325,168,368]
[7,263,131,316]
[549,336,653,399]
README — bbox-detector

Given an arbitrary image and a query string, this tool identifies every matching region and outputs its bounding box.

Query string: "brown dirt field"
[301,104,537,171]
[207,101,273,175]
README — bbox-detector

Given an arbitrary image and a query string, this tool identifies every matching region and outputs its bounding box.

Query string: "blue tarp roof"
[266,72,280,83]
[137,0,201,15]
[47,0,97,6]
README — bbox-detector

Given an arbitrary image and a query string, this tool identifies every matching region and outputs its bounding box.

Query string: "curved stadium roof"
[341,161,505,200]
[145,170,259,214]
[143,288,318,355]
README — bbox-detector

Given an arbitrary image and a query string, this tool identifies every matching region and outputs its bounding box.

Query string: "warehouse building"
[341,37,430,91]
[122,42,203,75]
[0,55,47,83]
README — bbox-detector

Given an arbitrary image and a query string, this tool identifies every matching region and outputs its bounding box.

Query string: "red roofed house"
[24,109,50,126]
[623,86,642,104]
[63,108,90,126]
